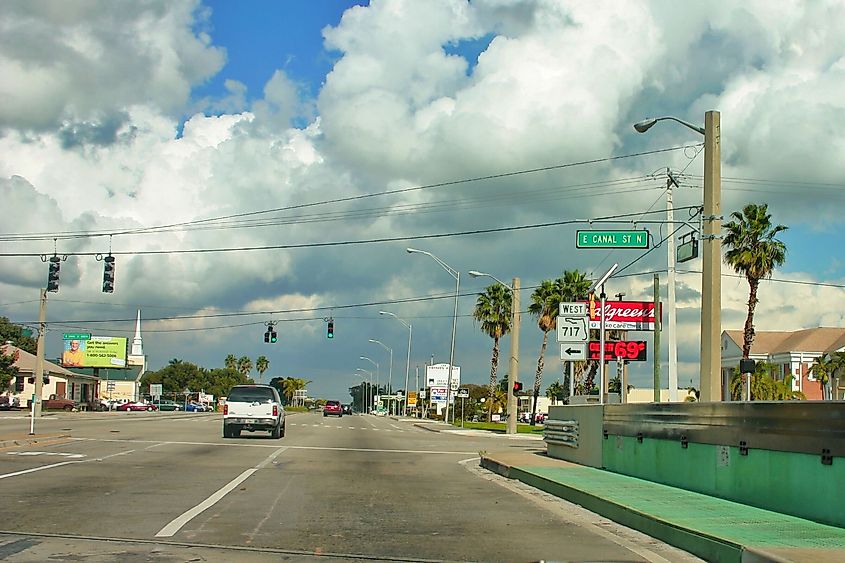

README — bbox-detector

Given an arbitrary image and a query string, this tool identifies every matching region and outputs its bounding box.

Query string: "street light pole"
[356,368,372,413]
[634,111,722,401]
[369,339,393,414]
[360,356,378,411]
[379,311,412,417]
[468,270,520,435]
[407,248,460,423]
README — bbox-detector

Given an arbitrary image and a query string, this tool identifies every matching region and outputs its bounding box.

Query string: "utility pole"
[666,169,679,402]
[506,277,520,435]
[653,274,661,402]
[31,289,47,431]
[700,110,722,402]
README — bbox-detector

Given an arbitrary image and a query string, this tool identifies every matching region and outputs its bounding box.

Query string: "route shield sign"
[556,302,588,344]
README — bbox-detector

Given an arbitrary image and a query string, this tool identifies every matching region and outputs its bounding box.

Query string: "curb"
[413,423,443,433]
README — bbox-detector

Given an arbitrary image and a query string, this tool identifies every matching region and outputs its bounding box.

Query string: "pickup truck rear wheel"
[270,424,281,439]
[63,405,73,411]
[279,421,286,438]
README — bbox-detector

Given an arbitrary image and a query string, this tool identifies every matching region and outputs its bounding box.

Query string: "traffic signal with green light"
[327,320,334,339]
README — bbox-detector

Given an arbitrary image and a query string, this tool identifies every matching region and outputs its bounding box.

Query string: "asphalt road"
[0,411,699,562]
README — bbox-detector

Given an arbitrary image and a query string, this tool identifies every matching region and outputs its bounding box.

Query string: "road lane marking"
[154,447,287,538]
[0,449,135,480]
[390,423,403,430]
[7,452,85,458]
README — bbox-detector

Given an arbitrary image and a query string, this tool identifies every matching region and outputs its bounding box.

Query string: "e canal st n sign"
[576,230,649,249]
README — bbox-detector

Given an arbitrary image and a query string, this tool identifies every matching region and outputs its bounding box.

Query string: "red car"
[323,400,342,417]
[116,401,157,412]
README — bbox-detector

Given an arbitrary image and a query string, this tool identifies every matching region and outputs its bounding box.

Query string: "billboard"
[586,300,658,331]
[61,335,128,368]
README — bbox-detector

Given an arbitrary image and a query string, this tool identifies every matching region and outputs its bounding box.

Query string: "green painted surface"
[601,435,845,528]
[517,465,845,551]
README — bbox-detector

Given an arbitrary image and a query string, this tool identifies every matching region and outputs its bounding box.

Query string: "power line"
[0,144,695,242]
[0,206,698,258]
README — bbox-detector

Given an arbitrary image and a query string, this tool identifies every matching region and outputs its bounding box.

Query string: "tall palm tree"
[528,279,561,424]
[224,354,237,371]
[472,283,512,422]
[255,356,269,382]
[723,203,788,358]
[237,356,253,377]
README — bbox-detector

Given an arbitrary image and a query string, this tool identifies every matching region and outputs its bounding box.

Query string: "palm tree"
[723,203,788,358]
[224,354,237,371]
[472,283,512,422]
[810,354,836,400]
[528,279,561,425]
[237,356,253,377]
[545,381,564,405]
[255,356,269,383]
[281,377,311,406]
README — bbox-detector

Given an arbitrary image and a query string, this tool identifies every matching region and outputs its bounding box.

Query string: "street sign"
[150,383,163,398]
[677,237,699,263]
[557,301,588,344]
[456,388,469,398]
[62,333,91,340]
[560,343,587,361]
[588,341,648,361]
[106,382,116,391]
[576,230,649,249]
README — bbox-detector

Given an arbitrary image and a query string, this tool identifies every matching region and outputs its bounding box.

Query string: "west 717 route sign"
[557,302,588,360]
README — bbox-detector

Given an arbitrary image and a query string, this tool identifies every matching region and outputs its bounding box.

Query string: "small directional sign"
[560,343,587,361]
[456,388,469,399]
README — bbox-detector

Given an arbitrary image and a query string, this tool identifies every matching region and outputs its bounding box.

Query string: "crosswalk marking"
[6,451,85,459]
[285,422,403,432]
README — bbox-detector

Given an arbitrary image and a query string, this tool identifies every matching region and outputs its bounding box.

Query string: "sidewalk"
[408,418,543,440]
[481,450,845,563]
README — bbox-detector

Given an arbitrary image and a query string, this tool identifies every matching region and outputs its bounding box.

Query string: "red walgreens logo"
[585,300,658,330]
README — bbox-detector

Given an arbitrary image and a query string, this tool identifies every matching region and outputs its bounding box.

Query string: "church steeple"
[131,309,143,357]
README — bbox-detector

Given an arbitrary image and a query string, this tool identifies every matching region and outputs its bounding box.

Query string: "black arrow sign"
[563,347,580,355]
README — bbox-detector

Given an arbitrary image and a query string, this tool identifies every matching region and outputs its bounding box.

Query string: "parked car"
[0,396,21,410]
[156,400,182,412]
[223,384,285,439]
[323,400,342,417]
[42,395,77,411]
[116,401,157,412]
[185,401,207,412]
[342,404,353,415]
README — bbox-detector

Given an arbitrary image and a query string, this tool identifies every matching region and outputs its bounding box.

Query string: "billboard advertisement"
[407,391,417,408]
[586,300,658,331]
[61,335,128,368]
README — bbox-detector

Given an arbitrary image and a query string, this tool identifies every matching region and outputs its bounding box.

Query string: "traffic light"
[327,320,334,339]
[102,255,115,293]
[46,256,60,292]
[513,381,523,394]
[264,322,277,343]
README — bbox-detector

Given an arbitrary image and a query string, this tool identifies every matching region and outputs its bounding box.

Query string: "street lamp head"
[468,270,486,278]
[378,311,391,316]
[368,339,378,344]
[633,118,657,133]
[406,247,418,254]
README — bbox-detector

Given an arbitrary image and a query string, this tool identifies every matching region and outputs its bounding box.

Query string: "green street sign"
[62,333,91,340]
[576,230,649,249]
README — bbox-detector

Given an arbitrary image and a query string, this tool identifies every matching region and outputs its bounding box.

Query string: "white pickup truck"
[223,385,285,439]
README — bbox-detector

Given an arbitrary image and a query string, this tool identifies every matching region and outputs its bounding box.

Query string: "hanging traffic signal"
[327,320,334,339]
[102,255,115,293]
[513,381,523,394]
[264,322,277,343]
[46,256,60,292]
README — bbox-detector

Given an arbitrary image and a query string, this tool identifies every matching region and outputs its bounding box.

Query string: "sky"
[2,0,845,400]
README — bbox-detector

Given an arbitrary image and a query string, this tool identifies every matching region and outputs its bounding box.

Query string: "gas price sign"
[588,341,647,361]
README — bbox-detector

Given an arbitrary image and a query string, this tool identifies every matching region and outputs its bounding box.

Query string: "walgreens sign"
[586,300,658,331]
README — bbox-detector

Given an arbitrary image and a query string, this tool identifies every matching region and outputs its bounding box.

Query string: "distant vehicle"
[341,404,352,415]
[223,385,285,439]
[185,401,207,412]
[0,396,20,410]
[42,395,77,411]
[116,401,157,412]
[156,400,182,412]
[323,400,342,417]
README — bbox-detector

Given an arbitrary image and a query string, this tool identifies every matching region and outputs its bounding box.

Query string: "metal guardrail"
[544,419,579,448]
